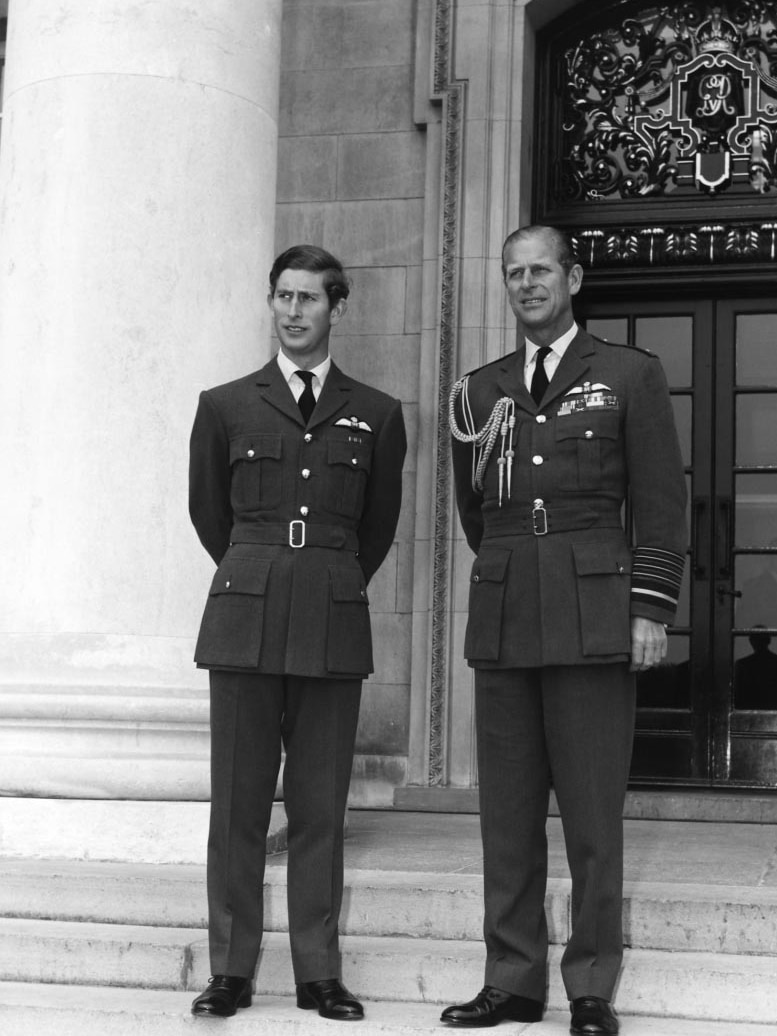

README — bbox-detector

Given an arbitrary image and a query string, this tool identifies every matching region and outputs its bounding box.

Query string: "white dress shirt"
[523,323,579,391]
[276,350,331,402]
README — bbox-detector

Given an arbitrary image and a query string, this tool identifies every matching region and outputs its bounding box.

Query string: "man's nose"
[288,294,302,316]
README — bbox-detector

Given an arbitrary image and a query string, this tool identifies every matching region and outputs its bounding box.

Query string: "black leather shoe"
[441,986,544,1026]
[296,978,364,1020]
[191,975,252,1017]
[570,996,619,1034]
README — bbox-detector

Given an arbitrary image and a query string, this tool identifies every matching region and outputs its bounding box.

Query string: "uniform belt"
[482,501,622,538]
[230,521,358,550]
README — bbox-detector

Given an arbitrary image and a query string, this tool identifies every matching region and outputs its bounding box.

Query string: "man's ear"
[330,299,348,325]
[266,292,274,311]
[568,264,584,297]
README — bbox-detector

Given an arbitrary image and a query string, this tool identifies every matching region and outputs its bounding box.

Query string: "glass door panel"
[584,298,777,788]
[634,316,694,385]
[720,304,777,785]
[736,397,777,466]
[584,301,703,782]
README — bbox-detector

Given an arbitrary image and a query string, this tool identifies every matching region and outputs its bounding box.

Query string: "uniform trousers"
[206,670,362,983]
[475,663,636,1002]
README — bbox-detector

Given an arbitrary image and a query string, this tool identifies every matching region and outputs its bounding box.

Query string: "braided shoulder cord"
[449,376,513,493]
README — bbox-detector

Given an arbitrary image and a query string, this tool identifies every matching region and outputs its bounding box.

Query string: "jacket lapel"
[307,361,352,430]
[254,357,305,425]
[539,329,596,410]
[495,347,536,416]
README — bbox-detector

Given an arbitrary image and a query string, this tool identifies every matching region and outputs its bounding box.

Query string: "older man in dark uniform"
[188,245,406,1020]
[443,226,686,1034]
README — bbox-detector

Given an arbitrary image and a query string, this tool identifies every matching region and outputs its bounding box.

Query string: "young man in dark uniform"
[443,226,686,1034]
[189,245,406,1020]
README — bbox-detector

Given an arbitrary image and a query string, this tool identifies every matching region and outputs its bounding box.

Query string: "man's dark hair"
[269,245,350,309]
[501,225,578,279]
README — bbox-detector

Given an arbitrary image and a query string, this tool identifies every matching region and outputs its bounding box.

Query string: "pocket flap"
[329,566,369,603]
[471,547,512,583]
[327,438,373,473]
[209,558,271,596]
[555,412,620,442]
[573,542,632,577]
[229,433,282,464]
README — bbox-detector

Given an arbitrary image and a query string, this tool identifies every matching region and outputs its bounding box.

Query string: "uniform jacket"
[189,357,406,677]
[451,329,687,668]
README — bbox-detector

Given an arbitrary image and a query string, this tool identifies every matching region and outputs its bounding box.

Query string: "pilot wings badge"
[557,381,619,416]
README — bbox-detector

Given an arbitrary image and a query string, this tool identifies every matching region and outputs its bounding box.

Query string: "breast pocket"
[573,541,632,656]
[325,437,373,518]
[464,547,511,662]
[229,433,282,511]
[555,412,620,491]
[194,557,271,669]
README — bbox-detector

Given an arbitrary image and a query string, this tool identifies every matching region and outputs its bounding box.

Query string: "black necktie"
[530,346,552,405]
[296,370,316,423]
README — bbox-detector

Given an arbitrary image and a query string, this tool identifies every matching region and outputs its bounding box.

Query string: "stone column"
[0,0,281,798]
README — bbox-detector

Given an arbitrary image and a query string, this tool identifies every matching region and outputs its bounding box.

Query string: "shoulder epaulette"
[589,334,656,358]
[457,353,512,381]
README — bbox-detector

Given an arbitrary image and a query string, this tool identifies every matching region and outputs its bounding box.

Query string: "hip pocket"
[573,541,632,656]
[327,565,373,675]
[195,557,271,669]
[464,547,512,662]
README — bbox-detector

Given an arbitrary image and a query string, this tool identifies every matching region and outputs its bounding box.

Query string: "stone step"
[1,984,775,1036]
[1,920,777,1024]
[3,857,777,956]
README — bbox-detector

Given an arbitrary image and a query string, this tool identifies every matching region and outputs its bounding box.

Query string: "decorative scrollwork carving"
[570,218,777,266]
[560,2,777,202]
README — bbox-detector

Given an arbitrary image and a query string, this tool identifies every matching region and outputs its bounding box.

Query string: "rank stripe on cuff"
[631,547,685,609]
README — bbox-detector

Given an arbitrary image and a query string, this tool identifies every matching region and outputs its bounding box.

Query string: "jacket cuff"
[631,546,685,626]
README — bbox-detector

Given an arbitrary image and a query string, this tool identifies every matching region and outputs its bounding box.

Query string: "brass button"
[351,457,358,466]
[246,449,255,458]
[585,430,594,439]
[301,468,310,479]
[225,579,231,589]
[304,433,312,443]
[532,455,543,465]
[300,506,309,516]
[536,415,546,424]
[473,574,480,583]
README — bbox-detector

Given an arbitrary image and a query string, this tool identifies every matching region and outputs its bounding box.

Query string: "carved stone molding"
[428,0,464,787]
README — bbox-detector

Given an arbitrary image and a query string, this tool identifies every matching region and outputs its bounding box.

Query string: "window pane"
[635,316,693,386]
[734,630,777,710]
[737,395,777,466]
[735,553,777,631]
[737,314,777,387]
[672,395,692,468]
[735,474,777,548]
[637,635,690,709]
[586,318,628,343]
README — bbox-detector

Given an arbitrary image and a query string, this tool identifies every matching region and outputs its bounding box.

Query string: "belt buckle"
[532,499,548,536]
[289,520,306,548]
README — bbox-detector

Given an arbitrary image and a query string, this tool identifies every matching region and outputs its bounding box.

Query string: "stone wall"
[275,0,426,797]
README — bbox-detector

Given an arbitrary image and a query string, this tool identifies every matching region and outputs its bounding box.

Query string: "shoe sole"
[441,1016,543,1028]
